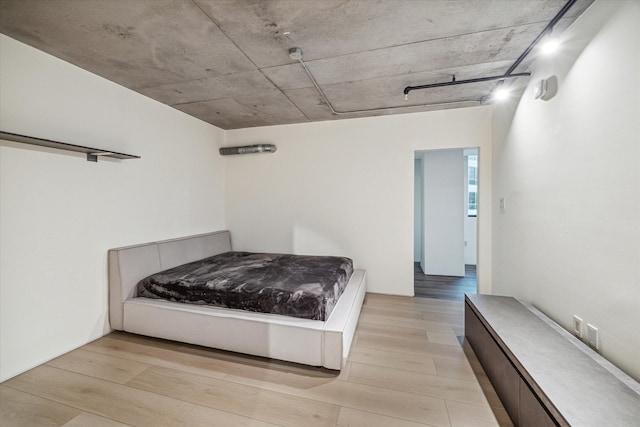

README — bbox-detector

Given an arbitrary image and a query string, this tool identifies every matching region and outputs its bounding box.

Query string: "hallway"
[414,263,477,301]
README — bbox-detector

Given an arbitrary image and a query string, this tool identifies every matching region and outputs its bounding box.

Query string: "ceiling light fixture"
[490,80,511,102]
[540,36,560,55]
[493,87,510,101]
[403,0,578,102]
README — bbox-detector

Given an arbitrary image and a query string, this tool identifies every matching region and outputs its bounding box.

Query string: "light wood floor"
[1,294,513,427]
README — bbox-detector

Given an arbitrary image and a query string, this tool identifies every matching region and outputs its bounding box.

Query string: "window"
[468,192,477,215]
[468,154,477,217]
[469,166,477,185]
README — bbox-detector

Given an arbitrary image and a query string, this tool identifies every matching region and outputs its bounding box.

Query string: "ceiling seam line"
[189,0,261,70]
[267,19,564,67]
[258,69,311,121]
[188,0,304,121]
[184,0,576,71]
[187,0,310,122]
[167,89,299,108]
[135,67,272,91]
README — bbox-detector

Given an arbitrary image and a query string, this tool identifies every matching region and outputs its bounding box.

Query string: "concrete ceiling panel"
[304,25,543,85]
[174,90,308,129]
[194,0,589,68]
[139,71,277,106]
[281,87,338,122]
[0,0,595,129]
[0,0,256,89]
[261,63,312,91]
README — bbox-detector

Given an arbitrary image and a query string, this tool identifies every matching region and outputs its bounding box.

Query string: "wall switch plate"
[587,323,599,351]
[499,198,506,214]
[572,315,583,338]
[534,78,548,99]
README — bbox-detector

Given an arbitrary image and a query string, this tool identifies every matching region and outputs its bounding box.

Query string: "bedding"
[136,251,353,321]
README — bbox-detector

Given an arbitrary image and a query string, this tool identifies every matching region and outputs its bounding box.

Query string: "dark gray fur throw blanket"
[136,251,354,321]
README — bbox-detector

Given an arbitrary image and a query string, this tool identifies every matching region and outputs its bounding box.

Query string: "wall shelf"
[0,131,140,162]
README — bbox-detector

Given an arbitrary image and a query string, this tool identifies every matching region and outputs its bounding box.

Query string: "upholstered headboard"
[108,230,231,330]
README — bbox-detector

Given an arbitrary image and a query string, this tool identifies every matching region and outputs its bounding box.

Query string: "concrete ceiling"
[0,0,594,130]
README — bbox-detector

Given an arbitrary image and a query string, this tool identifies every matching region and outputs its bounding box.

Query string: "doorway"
[414,148,478,300]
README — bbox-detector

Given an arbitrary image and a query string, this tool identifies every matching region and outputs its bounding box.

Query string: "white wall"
[0,35,226,381]
[413,158,423,262]
[464,217,478,265]
[422,150,465,276]
[492,0,640,380]
[225,107,493,296]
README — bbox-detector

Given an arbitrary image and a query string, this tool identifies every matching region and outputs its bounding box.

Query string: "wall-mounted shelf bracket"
[0,131,140,162]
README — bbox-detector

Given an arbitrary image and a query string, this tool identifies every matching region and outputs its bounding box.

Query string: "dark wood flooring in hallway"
[414,263,477,300]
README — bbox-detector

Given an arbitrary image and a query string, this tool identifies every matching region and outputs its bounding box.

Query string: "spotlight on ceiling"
[541,37,560,55]
[493,87,510,101]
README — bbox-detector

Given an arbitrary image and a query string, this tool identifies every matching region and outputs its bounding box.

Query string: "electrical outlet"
[587,323,599,351]
[572,315,583,338]
[499,198,506,213]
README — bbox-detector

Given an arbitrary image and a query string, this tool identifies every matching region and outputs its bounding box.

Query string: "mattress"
[136,251,354,321]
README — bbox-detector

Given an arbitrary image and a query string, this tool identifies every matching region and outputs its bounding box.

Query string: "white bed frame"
[108,231,366,370]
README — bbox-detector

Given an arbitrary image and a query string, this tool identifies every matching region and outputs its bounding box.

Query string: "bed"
[108,231,367,369]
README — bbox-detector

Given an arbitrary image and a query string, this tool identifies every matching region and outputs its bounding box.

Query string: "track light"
[541,37,560,55]
[493,87,510,101]
[540,27,560,55]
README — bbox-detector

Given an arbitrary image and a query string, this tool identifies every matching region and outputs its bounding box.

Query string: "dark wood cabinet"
[519,379,556,427]
[465,303,520,419]
[465,295,563,426]
[464,294,640,427]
